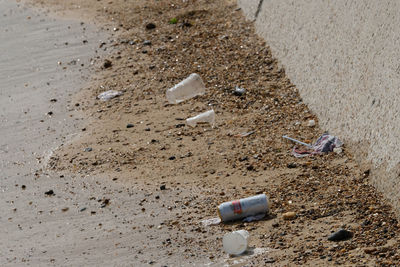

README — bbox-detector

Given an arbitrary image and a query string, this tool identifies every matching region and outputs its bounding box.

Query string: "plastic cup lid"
[223,231,248,255]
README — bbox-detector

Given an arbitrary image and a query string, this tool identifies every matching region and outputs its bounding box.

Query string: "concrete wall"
[238,0,400,212]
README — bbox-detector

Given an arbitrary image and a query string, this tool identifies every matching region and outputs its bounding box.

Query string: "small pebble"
[168,156,176,160]
[233,87,246,96]
[44,190,55,196]
[145,23,156,30]
[307,119,316,127]
[103,59,112,68]
[126,123,134,128]
[160,185,166,190]
[143,40,152,46]
[282,211,296,220]
[287,163,297,168]
[328,229,353,241]
[84,147,93,152]
[333,147,342,154]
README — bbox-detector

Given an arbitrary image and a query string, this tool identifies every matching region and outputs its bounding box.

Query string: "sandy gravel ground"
[11,0,400,266]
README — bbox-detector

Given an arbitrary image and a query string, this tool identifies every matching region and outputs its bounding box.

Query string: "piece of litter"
[283,135,312,148]
[201,217,221,227]
[290,133,343,157]
[97,90,123,101]
[166,73,205,104]
[186,109,215,128]
[234,131,254,138]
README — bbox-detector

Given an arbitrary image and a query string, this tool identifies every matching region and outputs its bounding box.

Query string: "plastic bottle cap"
[223,230,249,255]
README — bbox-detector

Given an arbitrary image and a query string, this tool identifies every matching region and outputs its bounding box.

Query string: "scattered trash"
[328,229,353,241]
[282,211,296,220]
[234,131,254,138]
[218,194,270,222]
[284,133,343,157]
[201,217,221,227]
[166,73,205,104]
[307,119,316,127]
[223,230,250,255]
[186,109,215,128]
[283,135,312,148]
[233,86,246,96]
[97,90,123,101]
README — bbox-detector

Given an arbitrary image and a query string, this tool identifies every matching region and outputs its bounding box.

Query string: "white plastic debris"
[223,230,250,255]
[166,73,205,104]
[186,109,215,127]
[201,217,221,227]
[97,90,123,101]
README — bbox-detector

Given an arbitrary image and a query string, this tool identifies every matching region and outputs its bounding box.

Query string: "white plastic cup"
[186,109,215,127]
[223,230,250,255]
[166,73,206,104]
[218,194,269,222]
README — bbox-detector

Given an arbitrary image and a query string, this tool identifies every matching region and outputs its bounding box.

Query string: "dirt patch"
[29,0,400,265]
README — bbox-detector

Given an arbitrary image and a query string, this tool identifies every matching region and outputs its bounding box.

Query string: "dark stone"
[175,123,185,128]
[50,98,57,102]
[129,40,136,45]
[168,156,176,160]
[44,190,55,196]
[80,207,87,212]
[103,59,112,68]
[328,229,353,241]
[239,156,248,162]
[21,185,26,190]
[47,111,53,116]
[265,258,275,263]
[101,199,110,208]
[160,185,166,190]
[143,40,152,46]
[287,163,297,168]
[145,23,156,30]
[233,87,246,96]
[145,128,151,131]
[84,147,93,152]
[246,165,254,171]
[126,123,134,128]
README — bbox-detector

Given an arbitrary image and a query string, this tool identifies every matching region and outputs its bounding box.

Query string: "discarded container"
[186,109,215,127]
[218,194,269,222]
[166,73,205,104]
[223,230,250,255]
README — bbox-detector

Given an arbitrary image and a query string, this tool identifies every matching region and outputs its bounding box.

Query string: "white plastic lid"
[222,230,249,255]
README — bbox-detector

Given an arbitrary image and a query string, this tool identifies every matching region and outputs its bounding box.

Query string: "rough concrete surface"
[238,0,400,213]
